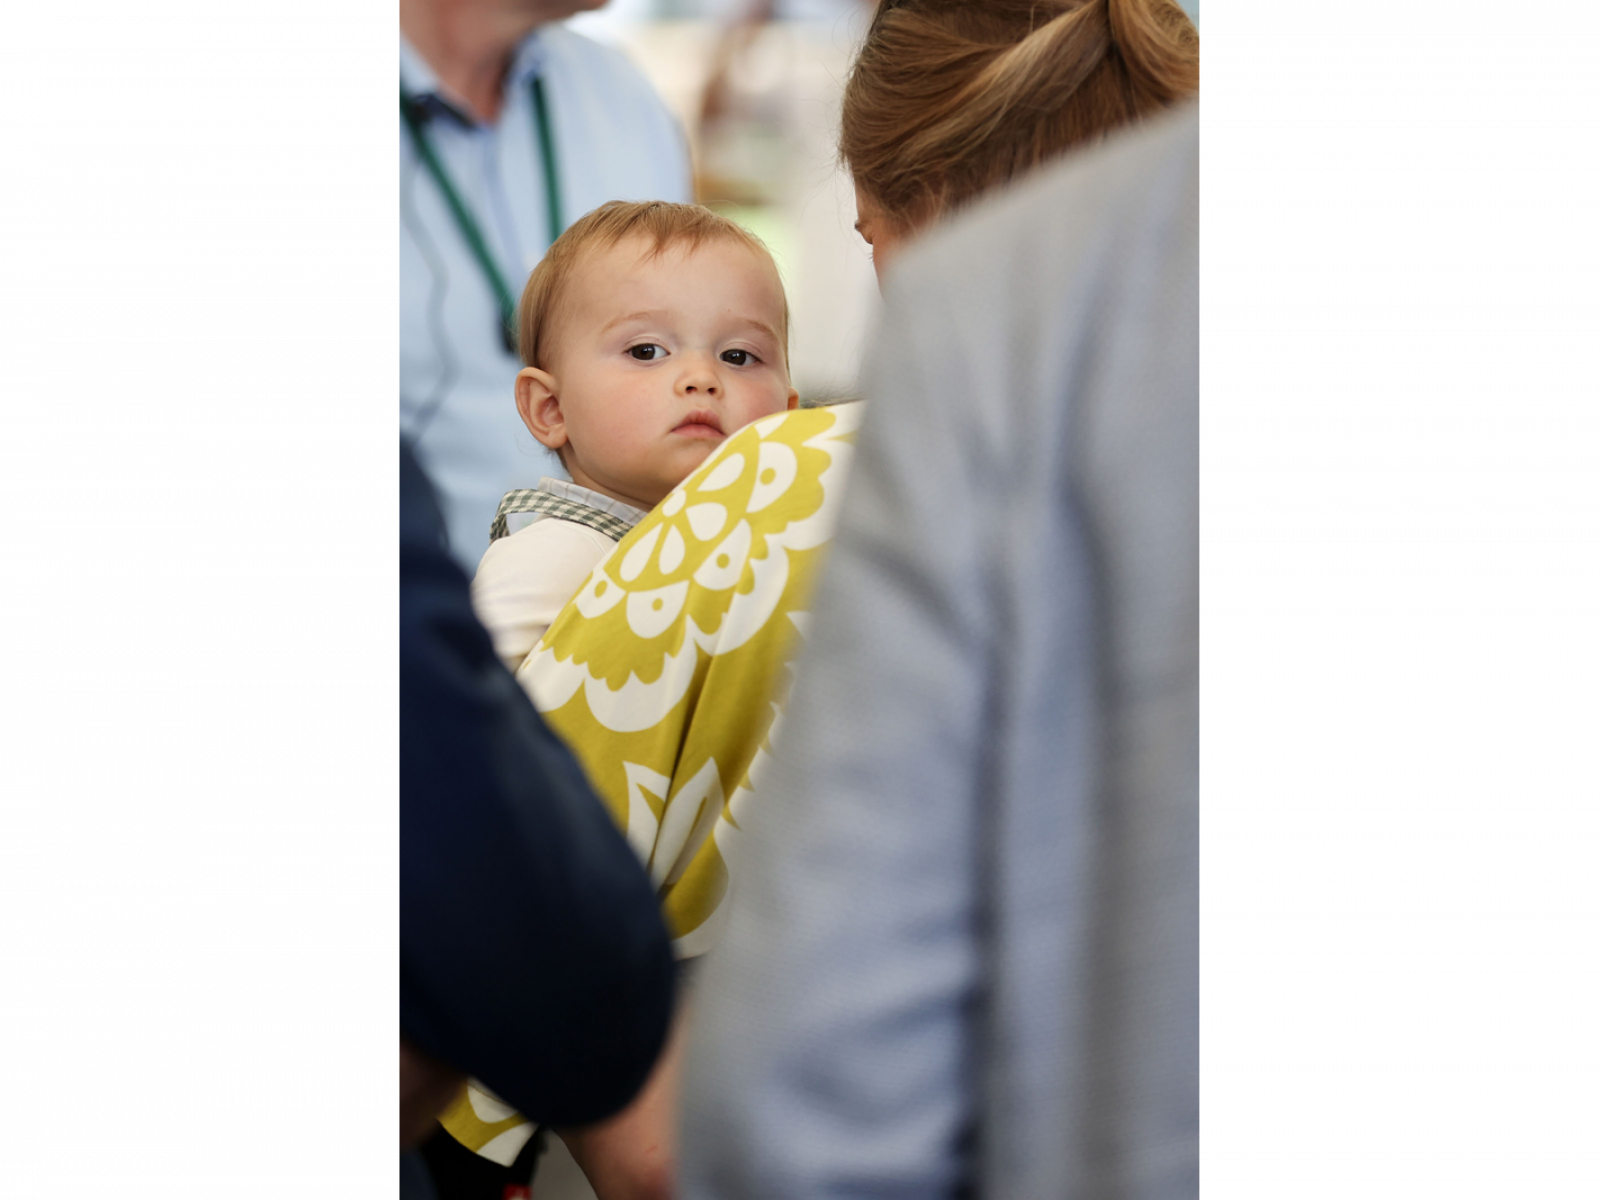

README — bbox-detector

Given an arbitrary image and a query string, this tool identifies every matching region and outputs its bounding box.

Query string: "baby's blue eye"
[721,349,756,366]
[629,344,666,361]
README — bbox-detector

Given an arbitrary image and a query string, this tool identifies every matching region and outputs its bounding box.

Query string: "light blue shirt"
[401,25,691,570]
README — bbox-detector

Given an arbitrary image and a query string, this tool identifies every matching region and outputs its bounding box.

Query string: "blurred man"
[401,0,692,570]
[681,106,1199,1198]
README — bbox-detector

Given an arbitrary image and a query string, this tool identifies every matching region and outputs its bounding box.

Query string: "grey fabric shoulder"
[878,102,1200,1200]
[683,105,1197,1200]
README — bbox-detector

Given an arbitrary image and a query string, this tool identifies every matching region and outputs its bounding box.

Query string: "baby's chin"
[645,441,720,504]
[679,439,721,464]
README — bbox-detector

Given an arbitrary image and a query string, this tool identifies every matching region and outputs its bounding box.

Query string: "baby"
[472,200,799,673]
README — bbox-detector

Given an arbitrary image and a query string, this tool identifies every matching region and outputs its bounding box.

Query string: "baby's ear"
[785,387,800,412]
[515,367,566,450]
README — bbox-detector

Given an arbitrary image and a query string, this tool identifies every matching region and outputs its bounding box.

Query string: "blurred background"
[569,0,882,407]
[565,0,1198,407]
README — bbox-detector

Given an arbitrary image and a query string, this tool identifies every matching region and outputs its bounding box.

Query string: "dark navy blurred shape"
[400,441,674,1127]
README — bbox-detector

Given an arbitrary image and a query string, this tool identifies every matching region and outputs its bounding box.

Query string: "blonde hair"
[841,0,1199,229]
[517,199,790,371]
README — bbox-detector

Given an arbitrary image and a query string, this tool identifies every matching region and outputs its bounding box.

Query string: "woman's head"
[842,0,1198,281]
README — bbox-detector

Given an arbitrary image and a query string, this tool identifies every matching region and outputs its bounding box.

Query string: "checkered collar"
[489,477,648,544]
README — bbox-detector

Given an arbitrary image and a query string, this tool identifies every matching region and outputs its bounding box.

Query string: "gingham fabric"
[488,479,643,544]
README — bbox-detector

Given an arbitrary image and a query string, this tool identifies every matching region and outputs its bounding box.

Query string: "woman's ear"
[515,367,566,450]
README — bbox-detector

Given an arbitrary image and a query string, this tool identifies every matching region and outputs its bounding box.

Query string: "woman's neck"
[401,0,548,124]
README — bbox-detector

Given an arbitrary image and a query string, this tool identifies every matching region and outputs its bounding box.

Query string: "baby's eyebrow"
[600,309,669,336]
[735,318,783,346]
[599,310,782,346]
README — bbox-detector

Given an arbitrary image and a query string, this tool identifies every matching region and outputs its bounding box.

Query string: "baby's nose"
[679,361,721,394]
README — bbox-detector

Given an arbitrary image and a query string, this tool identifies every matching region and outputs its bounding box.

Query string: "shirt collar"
[538,477,648,527]
[398,34,441,99]
[399,28,548,126]
[506,30,550,89]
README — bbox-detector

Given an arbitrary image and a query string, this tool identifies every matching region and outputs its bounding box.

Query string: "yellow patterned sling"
[439,403,861,1160]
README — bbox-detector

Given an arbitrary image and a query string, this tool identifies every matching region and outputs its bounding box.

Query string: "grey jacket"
[682,105,1199,1199]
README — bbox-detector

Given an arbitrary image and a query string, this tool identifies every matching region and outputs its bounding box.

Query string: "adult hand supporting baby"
[554,1000,690,1200]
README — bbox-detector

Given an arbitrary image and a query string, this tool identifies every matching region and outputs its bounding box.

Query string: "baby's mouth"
[673,410,724,438]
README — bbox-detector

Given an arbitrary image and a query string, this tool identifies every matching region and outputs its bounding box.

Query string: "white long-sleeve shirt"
[470,479,646,676]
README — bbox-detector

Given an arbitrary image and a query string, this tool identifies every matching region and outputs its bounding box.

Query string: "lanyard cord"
[400,76,564,354]
[530,77,563,251]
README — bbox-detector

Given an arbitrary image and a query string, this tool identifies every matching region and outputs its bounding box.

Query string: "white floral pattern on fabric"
[519,405,860,950]
[442,406,861,1164]
[438,1081,536,1166]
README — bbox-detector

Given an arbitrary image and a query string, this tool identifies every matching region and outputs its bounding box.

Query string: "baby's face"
[544,235,798,510]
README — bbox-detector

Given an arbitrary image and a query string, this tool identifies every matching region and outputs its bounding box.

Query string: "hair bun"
[842,0,1198,228]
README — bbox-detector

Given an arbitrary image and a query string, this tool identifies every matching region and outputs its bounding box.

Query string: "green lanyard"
[400,76,565,353]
